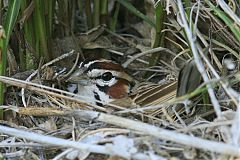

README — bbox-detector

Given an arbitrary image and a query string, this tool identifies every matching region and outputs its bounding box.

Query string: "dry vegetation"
[0,0,239,159]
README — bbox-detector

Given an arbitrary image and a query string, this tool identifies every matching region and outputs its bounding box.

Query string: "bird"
[67,59,179,107]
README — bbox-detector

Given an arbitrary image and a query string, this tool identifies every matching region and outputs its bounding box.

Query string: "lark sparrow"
[67,58,201,117]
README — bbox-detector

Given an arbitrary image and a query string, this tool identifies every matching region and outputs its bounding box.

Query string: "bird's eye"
[101,72,113,81]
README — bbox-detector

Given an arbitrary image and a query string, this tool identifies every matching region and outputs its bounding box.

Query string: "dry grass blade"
[0,75,107,112]
[1,109,240,157]
[70,110,240,156]
[0,125,163,160]
[177,0,222,117]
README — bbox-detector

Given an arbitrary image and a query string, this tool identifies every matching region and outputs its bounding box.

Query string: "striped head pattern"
[68,59,135,105]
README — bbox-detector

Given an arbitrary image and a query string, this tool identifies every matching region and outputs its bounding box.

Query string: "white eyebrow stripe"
[83,60,99,68]
[83,59,115,68]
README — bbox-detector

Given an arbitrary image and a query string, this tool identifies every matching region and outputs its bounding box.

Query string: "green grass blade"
[21,0,36,70]
[148,3,166,67]
[46,0,54,38]
[85,0,93,29]
[0,27,6,119]
[205,0,240,42]
[183,0,190,18]
[3,1,21,45]
[93,0,100,27]
[100,0,108,24]
[34,0,49,61]
[116,0,156,28]
[0,0,21,119]
[110,2,120,31]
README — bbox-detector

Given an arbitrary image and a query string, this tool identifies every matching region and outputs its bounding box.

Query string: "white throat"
[76,84,112,105]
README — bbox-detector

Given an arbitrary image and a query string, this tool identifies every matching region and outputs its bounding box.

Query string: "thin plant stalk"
[77,0,83,13]
[206,0,240,43]
[183,0,191,18]
[22,1,36,70]
[100,0,108,25]
[85,0,93,29]
[117,0,155,28]
[148,3,166,69]
[0,0,3,23]
[34,0,49,61]
[19,0,29,70]
[93,0,100,27]
[0,27,5,120]
[110,2,120,31]
[46,0,54,38]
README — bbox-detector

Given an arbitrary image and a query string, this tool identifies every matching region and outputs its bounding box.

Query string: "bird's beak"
[67,68,91,86]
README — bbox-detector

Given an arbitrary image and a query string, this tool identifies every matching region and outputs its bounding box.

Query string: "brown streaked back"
[130,81,177,106]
